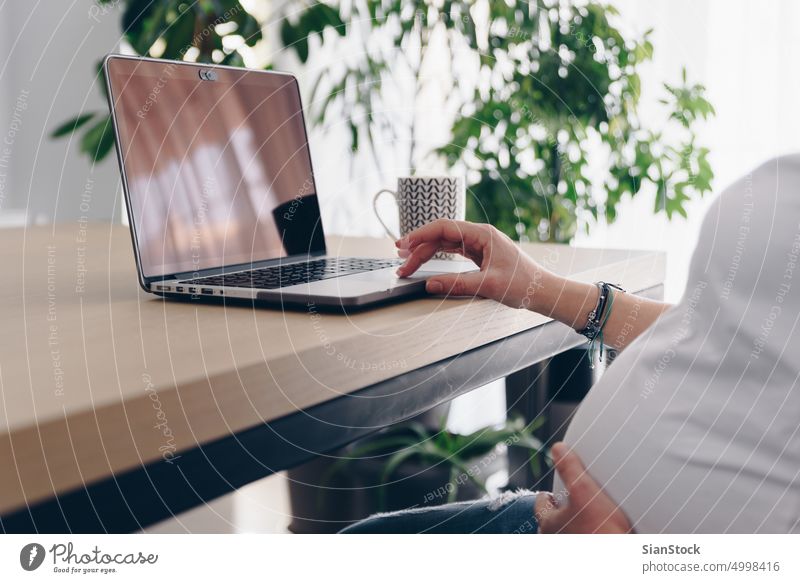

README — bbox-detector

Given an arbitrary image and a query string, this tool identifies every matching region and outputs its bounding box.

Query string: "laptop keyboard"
[181,257,403,290]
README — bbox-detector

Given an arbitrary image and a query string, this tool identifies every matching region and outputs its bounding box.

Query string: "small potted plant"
[287,415,547,533]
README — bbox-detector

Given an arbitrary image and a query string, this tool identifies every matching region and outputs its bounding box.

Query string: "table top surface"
[0,223,665,515]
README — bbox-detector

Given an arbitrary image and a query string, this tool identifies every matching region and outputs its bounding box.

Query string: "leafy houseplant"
[280,0,479,171]
[59,1,713,243]
[331,414,547,507]
[287,415,547,532]
[284,0,716,243]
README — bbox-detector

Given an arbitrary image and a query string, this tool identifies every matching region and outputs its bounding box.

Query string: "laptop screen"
[106,56,325,279]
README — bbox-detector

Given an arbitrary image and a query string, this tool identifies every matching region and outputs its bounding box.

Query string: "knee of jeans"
[339,517,376,534]
[486,489,536,512]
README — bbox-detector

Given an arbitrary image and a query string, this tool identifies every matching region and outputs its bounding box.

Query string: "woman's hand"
[535,443,633,534]
[397,219,670,348]
[395,219,553,309]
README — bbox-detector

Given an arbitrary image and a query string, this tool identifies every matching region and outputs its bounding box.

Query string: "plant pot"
[506,346,598,491]
[287,445,507,534]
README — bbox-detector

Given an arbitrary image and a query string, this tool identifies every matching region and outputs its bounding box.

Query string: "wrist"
[523,267,562,314]
[528,273,600,332]
[561,279,602,331]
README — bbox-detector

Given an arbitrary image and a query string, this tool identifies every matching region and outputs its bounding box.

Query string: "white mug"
[373,176,466,258]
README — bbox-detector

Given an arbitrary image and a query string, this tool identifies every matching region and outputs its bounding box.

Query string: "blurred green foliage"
[57,1,714,243]
[328,415,547,507]
[285,0,716,242]
[52,0,268,161]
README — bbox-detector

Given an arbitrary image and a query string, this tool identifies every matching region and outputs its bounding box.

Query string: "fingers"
[538,443,633,534]
[535,492,567,534]
[396,242,474,277]
[551,442,611,525]
[396,242,441,277]
[551,442,593,498]
[535,443,589,534]
[534,491,558,517]
[396,219,488,254]
[425,272,486,296]
[396,220,490,277]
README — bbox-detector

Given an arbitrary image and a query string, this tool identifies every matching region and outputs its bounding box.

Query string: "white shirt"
[556,155,800,533]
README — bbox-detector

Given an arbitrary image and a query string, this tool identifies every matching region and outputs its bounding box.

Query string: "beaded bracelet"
[578,282,625,366]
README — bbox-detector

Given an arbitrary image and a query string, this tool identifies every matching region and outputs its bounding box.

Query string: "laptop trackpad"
[349,259,477,287]
[278,259,477,298]
[414,259,478,275]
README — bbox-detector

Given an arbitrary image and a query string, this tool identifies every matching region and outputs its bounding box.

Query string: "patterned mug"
[373,176,466,259]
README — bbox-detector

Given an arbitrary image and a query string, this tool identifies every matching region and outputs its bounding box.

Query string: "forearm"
[532,272,671,351]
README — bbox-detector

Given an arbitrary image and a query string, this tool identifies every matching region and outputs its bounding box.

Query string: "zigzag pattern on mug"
[396,177,465,260]
[399,195,459,206]
[400,197,460,213]
[397,179,464,227]
[402,182,460,196]
[400,199,461,213]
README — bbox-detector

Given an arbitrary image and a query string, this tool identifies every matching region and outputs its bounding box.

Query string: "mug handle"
[372,189,400,240]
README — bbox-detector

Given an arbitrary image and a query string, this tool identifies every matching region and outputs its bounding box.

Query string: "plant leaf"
[80,115,115,162]
[51,113,95,138]
[122,0,166,55]
[161,3,197,59]
[377,447,419,510]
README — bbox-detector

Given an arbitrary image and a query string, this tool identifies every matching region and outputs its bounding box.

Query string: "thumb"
[551,442,590,495]
[426,272,486,297]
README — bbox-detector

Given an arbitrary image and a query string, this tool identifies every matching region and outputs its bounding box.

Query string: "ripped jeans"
[340,490,539,534]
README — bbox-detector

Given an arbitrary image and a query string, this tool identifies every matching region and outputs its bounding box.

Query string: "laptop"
[103,55,474,309]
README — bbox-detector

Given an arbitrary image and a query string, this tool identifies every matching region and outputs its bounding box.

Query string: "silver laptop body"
[104,55,472,309]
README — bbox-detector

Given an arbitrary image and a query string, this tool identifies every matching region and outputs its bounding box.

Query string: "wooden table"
[0,223,664,532]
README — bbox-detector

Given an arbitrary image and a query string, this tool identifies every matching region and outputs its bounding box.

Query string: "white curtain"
[576,0,800,300]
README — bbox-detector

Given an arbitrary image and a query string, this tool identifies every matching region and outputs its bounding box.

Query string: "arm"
[396,219,670,350]
[538,274,670,351]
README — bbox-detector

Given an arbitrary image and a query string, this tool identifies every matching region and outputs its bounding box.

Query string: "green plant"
[441,6,715,242]
[281,0,479,171]
[59,1,715,244]
[52,0,262,160]
[287,0,715,243]
[328,415,547,508]
[52,0,342,161]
